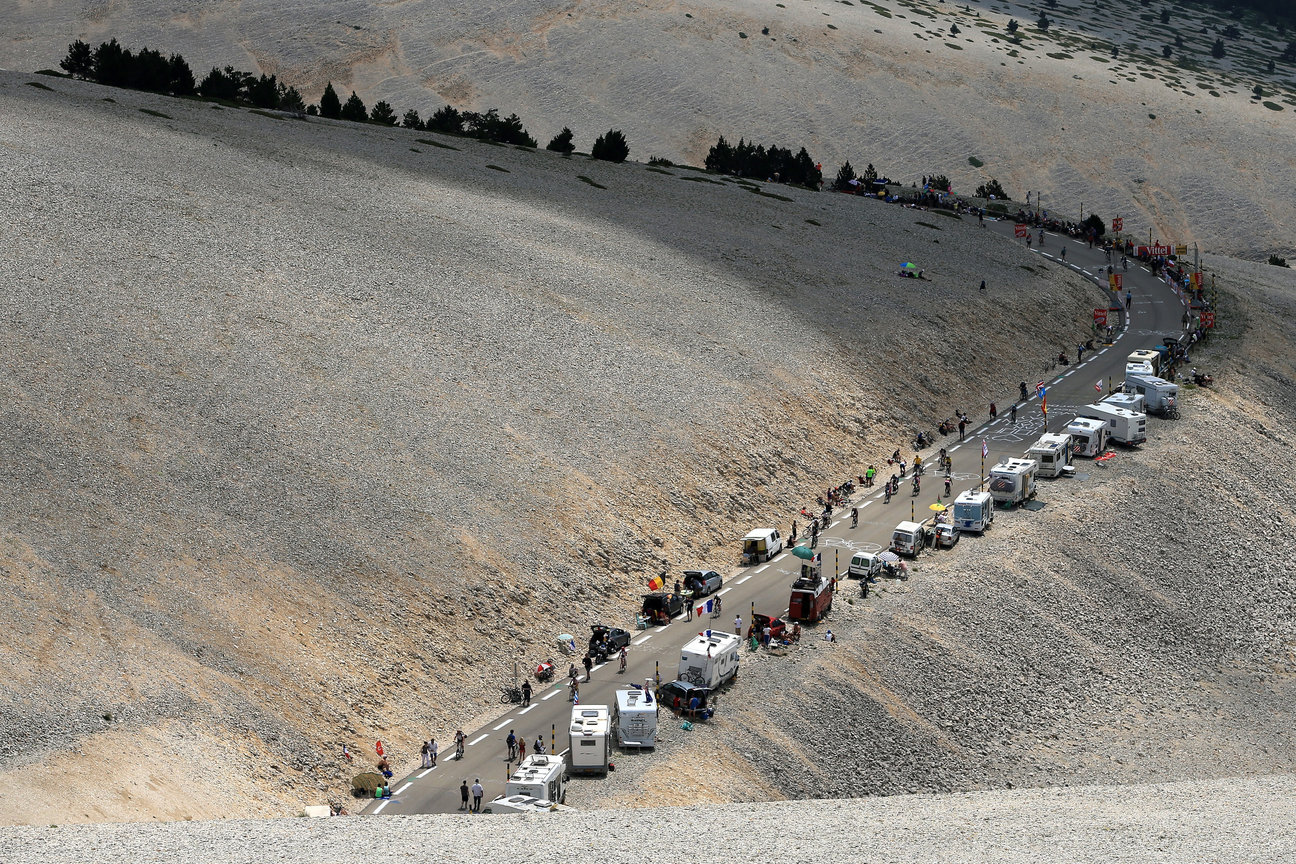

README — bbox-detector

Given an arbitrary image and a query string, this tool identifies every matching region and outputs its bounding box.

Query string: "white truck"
[1081,402,1147,446]
[1064,417,1109,457]
[890,519,932,558]
[848,551,883,579]
[568,705,611,776]
[1125,372,1180,417]
[500,754,567,805]
[612,687,658,749]
[677,630,741,690]
[951,489,995,533]
[988,458,1038,506]
[1025,432,1073,478]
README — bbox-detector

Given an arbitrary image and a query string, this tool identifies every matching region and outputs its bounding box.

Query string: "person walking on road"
[582,653,593,682]
[421,740,432,769]
[459,780,470,811]
[471,779,484,813]
[518,736,526,761]
[430,738,438,766]
[535,735,546,755]
[958,417,967,441]
[1010,404,1017,424]
[521,680,532,707]
[1060,246,1066,262]
[734,615,742,636]
[506,730,517,761]
[989,402,997,419]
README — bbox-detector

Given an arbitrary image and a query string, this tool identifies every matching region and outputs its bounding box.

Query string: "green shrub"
[546,127,575,154]
[591,129,630,163]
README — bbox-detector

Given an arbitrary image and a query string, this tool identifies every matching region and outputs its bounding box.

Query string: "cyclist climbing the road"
[944,475,952,497]
[850,507,858,528]
[619,647,627,673]
[912,474,921,496]
[454,729,466,760]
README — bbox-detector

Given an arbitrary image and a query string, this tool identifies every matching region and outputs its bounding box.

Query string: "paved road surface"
[365,218,1189,816]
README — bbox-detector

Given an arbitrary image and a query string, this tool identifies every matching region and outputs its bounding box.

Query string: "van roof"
[742,528,776,539]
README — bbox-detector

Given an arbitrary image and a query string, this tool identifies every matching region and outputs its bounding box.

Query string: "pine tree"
[546,127,575,154]
[402,108,423,129]
[319,83,342,119]
[427,105,463,134]
[833,160,856,190]
[60,40,94,78]
[590,129,630,163]
[369,100,398,125]
[1210,38,1226,59]
[340,91,368,122]
[167,53,195,95]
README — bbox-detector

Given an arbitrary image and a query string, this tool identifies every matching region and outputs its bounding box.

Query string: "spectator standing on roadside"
[582,653,593,682]
[430,738,438,766]
[1011,404,1017,424]
[958,417,967,441]
[471,779,484,813]
[521,680,532,707]
[734,615,742,635]
[518,736,526,761]
[989,402,998,419]
[421,740,431,768]
[460,780,470,811]
[506,730,517,761]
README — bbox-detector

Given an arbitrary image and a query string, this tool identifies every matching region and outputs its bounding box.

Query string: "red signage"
[1200,311,1215,328]
[1014,223,1028,238]
[1189,272,1203,288]
[1093,308,1108,326]
[375,740,384,757]
[1112,217,1124,231]
[1108,273,1123,291]
[1137,245,1171,257]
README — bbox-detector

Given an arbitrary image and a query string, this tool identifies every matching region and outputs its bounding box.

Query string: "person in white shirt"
[470,779,484,813]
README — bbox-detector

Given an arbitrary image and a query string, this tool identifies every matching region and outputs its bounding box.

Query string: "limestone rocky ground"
[0,72,1100,823]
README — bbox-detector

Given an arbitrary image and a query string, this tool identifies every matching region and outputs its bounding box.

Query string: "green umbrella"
[791,545,816,560]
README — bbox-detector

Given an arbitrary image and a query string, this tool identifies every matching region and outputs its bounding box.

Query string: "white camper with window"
[502,754,567,804]
[1125,372,1180,417]
[952,490,995,533]
[988,458,1038,506]
[612,687,659,749]
[678,630,741,690]
[1082,402,1147,446]
[1025,433,1073,478]
[1064,417,1109,457]
[568,705,610,776]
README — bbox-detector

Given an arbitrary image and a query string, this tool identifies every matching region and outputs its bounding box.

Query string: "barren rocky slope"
[3,774,1296,864]
[3,0,1294,257]
[567,252,1296,811]
[0,72,1100,823]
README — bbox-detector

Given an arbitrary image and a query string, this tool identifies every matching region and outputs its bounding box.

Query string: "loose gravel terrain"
[0,72,1100,823]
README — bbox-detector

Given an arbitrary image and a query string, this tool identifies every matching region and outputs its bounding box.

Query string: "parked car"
[641,592,685,624]
[933,523,959,549]
[682,569,723,596]
[751,612,787,641]
[847,552,882,580]
[588,624,632,661]
[656,680,711,712]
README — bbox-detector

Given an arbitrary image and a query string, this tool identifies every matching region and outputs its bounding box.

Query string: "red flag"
[1095,379,1103,392]
[647,575,664,591]
[375,740,384,757]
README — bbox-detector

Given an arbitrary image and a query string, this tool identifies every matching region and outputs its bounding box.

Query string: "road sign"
[1014,223,1028,238]
[1112,217,1123,231]
[1093,308,1108,326]
[1174,244,1188,255]
[1200,311,1215,328]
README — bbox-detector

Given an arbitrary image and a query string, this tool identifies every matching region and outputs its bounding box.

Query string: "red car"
[750,612,787,641]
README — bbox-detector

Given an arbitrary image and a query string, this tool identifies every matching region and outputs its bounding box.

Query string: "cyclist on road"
[619,646,628,673]
[850,507,858,528]
[454,729,465,760]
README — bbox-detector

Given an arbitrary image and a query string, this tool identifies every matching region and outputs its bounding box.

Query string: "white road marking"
[830,520,842,529]
[718,586,733,596]
[542,688,564,700]
[950,444,962,451]
[755,563,771,573]
[859,501,872,509]
[492,719,511,731]
[593,662,607,672]
[417,768,434,778]
[1062,370,1075,377]
[1097,348,1108,354]
[468,734,487,746]
[518,704,537,715]
[395,782,412,795]
[373,800,390,814]
[632,632,656,645]
[736,574,753,585]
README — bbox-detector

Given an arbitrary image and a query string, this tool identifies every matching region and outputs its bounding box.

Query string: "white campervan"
[1082,402,1147,446]
[613,687,658,749]
[568,705,610,776]
[502,754,567,804]
[678,630,741,690]
[1064,417,1109,457]
[1025,433,1073,479]
[952,490,994,533]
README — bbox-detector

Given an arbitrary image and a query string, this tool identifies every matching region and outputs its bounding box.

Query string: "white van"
[988,458,1038,505]
[612,688,658,749]
[678,630,741,690]
[1125,373,1180,416]
[568,705,610,776]
[848,551,882,579]
[1101,392,1145,414]
[741,528,783,564]
[1128,349,1162,375]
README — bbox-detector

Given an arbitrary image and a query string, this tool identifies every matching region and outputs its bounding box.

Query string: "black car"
[588,624,632,661]
[656,680,711,712]
[641,592,685,624]
[682,569,723,597]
